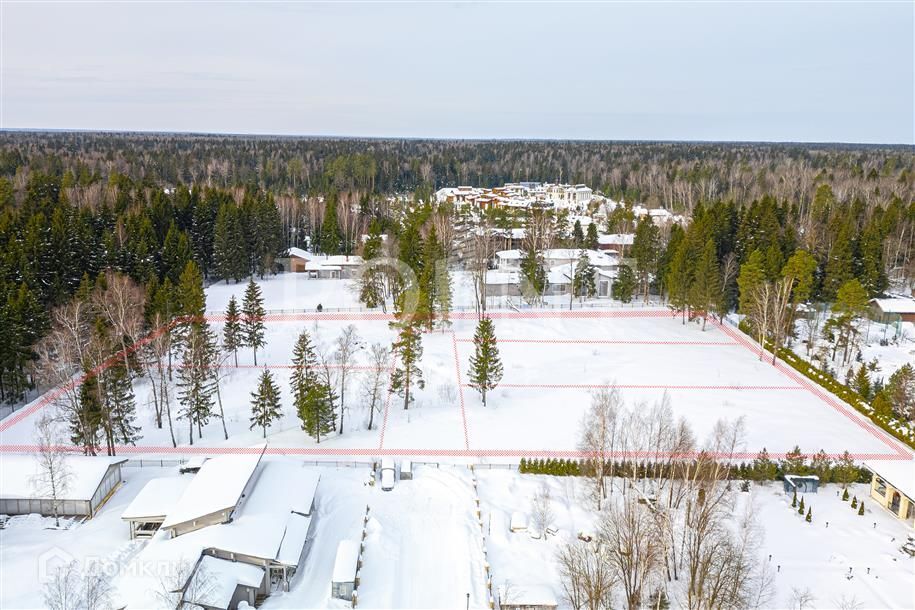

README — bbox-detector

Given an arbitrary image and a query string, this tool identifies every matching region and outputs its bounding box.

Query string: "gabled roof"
[122,476,192,521]
[161,451,263,530]
[871,297,915,314]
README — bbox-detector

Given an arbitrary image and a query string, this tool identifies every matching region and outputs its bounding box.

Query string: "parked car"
[380,458,395,491]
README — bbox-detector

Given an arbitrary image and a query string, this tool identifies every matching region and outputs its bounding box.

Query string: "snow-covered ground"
[476,471,915,610]
[8,463,911,610]
[2,274,909,460]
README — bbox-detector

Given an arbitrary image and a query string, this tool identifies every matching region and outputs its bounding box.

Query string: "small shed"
[400,460,413,480]
[498,583,559,610]
[332,540,360,601]
[0,455,126,518]
[870,297,915,324]
[783,474,820,494]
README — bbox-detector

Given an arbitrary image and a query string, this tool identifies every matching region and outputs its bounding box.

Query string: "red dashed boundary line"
[714,319,911,459]
[465,383,805,391]
[455,338,737,346]
[452,330,471,450]
[1,307,910,461]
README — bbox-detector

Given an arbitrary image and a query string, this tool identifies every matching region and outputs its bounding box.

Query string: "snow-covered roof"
[332,540,360,583]
[864,459,915,501]
[121,476,192,521]
[285,248,363,267]
[871,297,915,314]
[186,556,264,610]
[495,249,618,267]
[161,452,263,530]
[598,233,635,246]
[116,459,321,608]
[500,583,558,607]
[0,455,126,502]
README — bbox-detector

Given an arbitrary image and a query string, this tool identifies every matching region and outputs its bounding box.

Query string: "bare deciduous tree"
[42,561,111,610]
[32,414,72,527]
[361,343,391,431]
[334,325,362,435]
[557,540,616,610]
[530,483,554,539]
[578,386,622,510]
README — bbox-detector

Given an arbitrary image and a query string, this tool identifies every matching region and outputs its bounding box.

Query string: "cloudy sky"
[1,2,912,143]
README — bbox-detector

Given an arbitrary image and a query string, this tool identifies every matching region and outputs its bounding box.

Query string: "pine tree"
[666,240,691,320]
[585,222,599,250]
[468,317,503,407]
[519,242,546,304]
[223,295,243,366]
[212,202,246,283]
[851,496,858,509]
[390,321,424,410]
[572,219,584,248]
[752,448,777,481]
[433,261,453,332]
[791,490,797,508]
[242,279,266,365]
[858,501,865,515]
[612,263,636,303]
[632,215,660,302]
[250,369,282,438]
[842,487,850,501]
[176,325,216,445]
[103,359,141,446]
[290,330,335,442]
[805,507,812,522]
[320,193,342,255]
[687,239,722,330]
[798,496,805,514]
[572,251,597,299]
[72,372,103,455]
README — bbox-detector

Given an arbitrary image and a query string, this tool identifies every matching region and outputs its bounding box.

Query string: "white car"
[380,458,396,491]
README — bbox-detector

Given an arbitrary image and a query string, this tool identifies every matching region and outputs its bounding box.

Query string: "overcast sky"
[1,2,912,143]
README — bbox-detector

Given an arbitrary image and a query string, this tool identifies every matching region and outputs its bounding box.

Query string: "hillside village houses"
[435,182,594,211]
[487,248,620,298]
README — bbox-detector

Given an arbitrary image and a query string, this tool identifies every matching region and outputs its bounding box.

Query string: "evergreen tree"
[666,240,691,321]
[250,369,282,438]
[71,372,103,455]
[612,263,636,303]
[390,321,424,410]
[805,507,812,522]
[519,242,546,304]
[468,317,503,407]
[752,448,777,481]
[103,359,141,446]
[585,222,599,250]
[212,202,246,283]
[858,502,865,515]
[572,219,584,248]
[223,295,243,366]
[176,325,216,445]
[572,251,597,299]
[320,193,342,255]
[687,239,722,330]
[737,249,766,316]
[242,279,266,365]
[433,260,453,332]
[291,330,335,442]
[632,216,660,302]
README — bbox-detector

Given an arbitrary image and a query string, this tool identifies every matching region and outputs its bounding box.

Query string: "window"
[875,478,887,496]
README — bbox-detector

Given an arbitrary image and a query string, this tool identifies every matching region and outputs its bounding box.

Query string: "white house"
[284,247,364,279]
[488,248,619,298]
[116,452,321,610]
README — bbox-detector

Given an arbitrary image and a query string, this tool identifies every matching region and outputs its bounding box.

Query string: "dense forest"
[0,131,913,427]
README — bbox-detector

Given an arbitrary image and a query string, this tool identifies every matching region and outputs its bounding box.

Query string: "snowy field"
[1,274,909,461]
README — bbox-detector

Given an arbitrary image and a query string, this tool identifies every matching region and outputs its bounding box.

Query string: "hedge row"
[518,457,871,483]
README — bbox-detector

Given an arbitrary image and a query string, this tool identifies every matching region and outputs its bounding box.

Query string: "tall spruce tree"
[242,279,266,365]
[250,369,282,438]
[103,359,141,446]
[390,321,424,410]
[688,239,722,330]
[632,216,660,303]
[223,295,243,366]
[176,324,217,444]
[468,317,503,407]
[291,330,336,442]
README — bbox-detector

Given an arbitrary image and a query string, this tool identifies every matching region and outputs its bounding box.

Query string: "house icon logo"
[37,547,75,583]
